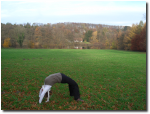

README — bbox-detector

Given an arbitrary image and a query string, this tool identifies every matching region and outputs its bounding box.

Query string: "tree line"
[1,21,146,51]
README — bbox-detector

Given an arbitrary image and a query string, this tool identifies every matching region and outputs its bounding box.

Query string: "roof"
[74,38,83,41]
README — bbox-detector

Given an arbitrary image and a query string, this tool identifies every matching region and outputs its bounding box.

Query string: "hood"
[39,85,52,103]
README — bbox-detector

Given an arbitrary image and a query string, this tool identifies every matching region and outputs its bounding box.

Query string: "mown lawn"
[1,49,146,110]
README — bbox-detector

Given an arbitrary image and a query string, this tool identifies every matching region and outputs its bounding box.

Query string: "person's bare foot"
[76,98,84,102]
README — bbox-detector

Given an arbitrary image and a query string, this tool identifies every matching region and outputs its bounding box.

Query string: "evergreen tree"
[17,33,25,48]
[84,30,93,42]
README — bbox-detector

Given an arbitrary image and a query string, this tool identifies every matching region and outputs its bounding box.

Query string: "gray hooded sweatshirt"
[44,73,62,86]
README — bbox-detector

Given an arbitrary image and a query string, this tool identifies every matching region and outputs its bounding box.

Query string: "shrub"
[3,38,11,48]
[28,41,35,48]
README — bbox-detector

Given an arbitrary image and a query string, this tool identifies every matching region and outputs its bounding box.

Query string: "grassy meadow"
[1,49,146,110]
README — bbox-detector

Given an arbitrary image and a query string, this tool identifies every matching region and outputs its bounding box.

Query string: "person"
[39,73,84,103]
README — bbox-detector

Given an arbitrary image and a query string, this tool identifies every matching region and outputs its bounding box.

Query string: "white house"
[74,38,83,42]
[74,46,82,49]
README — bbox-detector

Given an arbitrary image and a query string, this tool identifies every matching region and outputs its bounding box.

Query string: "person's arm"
[46,89,50,102]
[39,87,43,97]
[39,85,52,104]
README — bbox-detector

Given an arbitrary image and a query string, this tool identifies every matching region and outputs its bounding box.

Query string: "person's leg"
[73,84,80,100]
[61,73,80,100]
[69,85,74,96]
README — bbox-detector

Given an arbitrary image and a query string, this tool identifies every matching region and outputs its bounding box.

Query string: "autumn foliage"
[3,37,11,48]
[1,21,146,51]
[131,23,146,51]
[28,40,35,48]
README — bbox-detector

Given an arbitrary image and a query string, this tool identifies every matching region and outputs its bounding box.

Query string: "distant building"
[74,46,82,49]
[80,29,86,34]
[74,38,83,42]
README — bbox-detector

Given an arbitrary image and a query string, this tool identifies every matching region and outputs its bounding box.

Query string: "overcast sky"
[1,0,146,26]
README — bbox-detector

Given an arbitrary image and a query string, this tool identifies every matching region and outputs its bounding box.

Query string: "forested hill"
[1,21,146,51]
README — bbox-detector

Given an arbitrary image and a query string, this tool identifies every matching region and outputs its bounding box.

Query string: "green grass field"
[1,49,146,110]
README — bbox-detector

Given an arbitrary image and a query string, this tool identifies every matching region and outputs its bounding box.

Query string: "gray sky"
[1,0,146,26]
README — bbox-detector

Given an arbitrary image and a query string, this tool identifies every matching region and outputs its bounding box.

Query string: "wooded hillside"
[1,21,146,51]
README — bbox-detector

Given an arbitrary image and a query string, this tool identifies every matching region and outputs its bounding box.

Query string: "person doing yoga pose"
[39,73,83,103]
